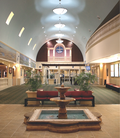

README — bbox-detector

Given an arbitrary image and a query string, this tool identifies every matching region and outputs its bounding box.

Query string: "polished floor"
[0,84,119,104]
[0,104,119,138]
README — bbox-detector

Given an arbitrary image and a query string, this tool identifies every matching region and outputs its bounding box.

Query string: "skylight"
[19,27,25,37]
[6,11,14,25]
[33,44,36,50]
[28,38,32,45]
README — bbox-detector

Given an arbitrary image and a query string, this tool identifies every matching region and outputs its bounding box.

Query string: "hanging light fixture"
[54,16,65,29]
[55,24,64,43]
[53,0,67,15]
[55,34,64,37]
[53,8,67,15]
[56,38,63,43]
[54,23,65,28]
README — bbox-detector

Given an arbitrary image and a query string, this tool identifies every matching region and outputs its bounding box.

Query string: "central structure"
[50,84,75,119]
[26,84,101,132]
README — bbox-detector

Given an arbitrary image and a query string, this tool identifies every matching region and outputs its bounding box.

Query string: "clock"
[56,46,63,53]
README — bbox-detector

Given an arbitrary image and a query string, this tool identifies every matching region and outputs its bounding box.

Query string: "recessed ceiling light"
[89,29,91,32]
[6,11,14,25]
[76,27,77,28]
[97,16,101,20]
[53,8,67,15]
[54,23,65,28]
[28,38,32,45]
[42,27,44,29]
[83,36,86,39]
[55,34,64,37]
[19,27,25,37]
[33,44,36,50]
[44,31,46,33]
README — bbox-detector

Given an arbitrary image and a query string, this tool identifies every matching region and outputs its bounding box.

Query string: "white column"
[70,49,72,61]
[99,63,103,85]
[53,49,55,62]
[48,69,50,79]
[69,69,70,82]
[58,66,60,85]
[79,66,81,75]
[42,66,45,84]
[48,49,49,62]
[65,49,66,62]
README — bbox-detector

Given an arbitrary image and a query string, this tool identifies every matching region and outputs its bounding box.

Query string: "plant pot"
[48,79,54,85]
[26,90,40,105]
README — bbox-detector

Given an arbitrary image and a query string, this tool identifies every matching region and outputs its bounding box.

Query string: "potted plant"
[48,73,55,85]
[75,72,96,91]
[25,69,42,105]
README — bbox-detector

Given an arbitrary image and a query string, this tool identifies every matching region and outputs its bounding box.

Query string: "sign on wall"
[20,54,29,66]
[0,42,16,62]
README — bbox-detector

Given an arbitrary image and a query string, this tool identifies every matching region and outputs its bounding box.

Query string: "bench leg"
[24,98,28,107]
[74,101,76,104]
[42,101,44,105]
[92,99,95,107]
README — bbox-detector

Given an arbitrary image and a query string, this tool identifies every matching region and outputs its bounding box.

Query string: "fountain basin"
[26,109,101,132]
[54,86,70,99]
[39,110,88,119]
[50,97,75,119]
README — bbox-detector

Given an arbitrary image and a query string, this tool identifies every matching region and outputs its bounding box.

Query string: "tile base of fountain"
[26,109,101,133]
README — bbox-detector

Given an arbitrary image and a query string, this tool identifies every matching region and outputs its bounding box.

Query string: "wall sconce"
[16,64,20,67]
[13,66,16,69]
[100,63,103,68]
[32,68,35,71]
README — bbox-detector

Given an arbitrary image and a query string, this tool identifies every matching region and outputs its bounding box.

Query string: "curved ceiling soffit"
[35,38,85,61]
[36,38,84,61]
[0,0,118,62]
[34,0,86,58]
[26,0,118,62]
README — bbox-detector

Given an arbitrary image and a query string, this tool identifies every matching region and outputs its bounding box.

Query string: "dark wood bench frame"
[24,95,95,107]
[106,84,120,93]
[24,98,48,106]
[74,95,95,107]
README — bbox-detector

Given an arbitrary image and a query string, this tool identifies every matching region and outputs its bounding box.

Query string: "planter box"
[48,79,54,85]
[26,91,40,105]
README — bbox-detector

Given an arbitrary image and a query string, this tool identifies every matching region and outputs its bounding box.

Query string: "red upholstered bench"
[25,90,94,106]
[65,91,95,106]
[106,83,120,93]
[36,91,58,104]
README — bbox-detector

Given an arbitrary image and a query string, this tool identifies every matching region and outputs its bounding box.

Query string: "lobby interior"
[0,0,120,138]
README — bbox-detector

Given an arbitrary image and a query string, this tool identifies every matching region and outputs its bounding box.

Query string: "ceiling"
[0,0,119,61]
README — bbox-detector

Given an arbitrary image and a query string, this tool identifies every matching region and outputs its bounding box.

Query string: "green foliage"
[25,69,42,91]
[50,73,54,79]
[75,72,96,91]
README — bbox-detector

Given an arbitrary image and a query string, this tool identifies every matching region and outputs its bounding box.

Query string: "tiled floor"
[0,104,119,138]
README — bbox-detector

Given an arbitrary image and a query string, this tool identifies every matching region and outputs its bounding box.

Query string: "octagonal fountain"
[50,84,75,119]
[26,84,101,133]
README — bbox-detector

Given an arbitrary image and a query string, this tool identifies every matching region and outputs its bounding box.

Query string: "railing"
[86,14,120,52]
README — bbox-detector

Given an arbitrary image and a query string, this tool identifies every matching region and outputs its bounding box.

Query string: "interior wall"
[109,61,120,85]
[86,31,120,63]
[36,39,83,62]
